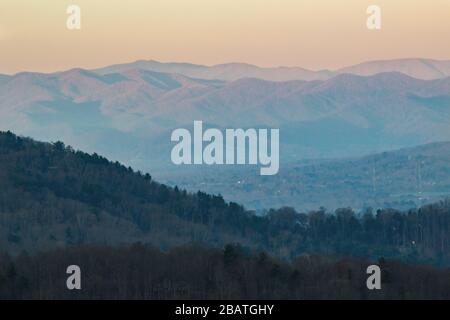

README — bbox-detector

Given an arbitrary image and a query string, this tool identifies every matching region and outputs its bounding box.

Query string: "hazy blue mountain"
[1,67,449,177]
[93,58,450,81]
[94,60,333,81]
[0,69,227,168]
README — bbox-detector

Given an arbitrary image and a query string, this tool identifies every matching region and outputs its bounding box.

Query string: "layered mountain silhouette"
[1,58,449,211]
[1,65,449,171]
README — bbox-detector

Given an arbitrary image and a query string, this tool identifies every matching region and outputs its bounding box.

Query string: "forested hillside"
[163,141,450,211]
[1,131,450,266]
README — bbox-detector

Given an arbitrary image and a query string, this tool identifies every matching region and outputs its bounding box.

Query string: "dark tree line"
[1,244,450,300]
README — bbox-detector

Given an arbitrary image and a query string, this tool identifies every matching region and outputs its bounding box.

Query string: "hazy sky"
[1,0,449,74]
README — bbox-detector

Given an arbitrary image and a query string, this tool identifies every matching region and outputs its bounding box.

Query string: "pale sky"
[0,0,449,74]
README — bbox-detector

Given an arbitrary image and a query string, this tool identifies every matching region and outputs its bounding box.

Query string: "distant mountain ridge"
[93,60,333,82]
[337,58,450,80]
[93,58,450,81]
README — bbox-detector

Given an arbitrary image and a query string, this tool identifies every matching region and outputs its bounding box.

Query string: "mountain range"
[0,58,449,211]
[94,58,450,81]
[1,64,449,168]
